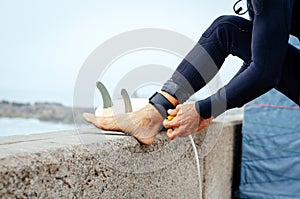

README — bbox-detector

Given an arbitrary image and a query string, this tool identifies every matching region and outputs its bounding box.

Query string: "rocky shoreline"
[0,101,79,124]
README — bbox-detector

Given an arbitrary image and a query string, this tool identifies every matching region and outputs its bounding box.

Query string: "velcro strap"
[149,92,175,118]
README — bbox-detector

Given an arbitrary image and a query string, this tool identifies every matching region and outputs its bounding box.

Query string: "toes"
[83,113,96,124]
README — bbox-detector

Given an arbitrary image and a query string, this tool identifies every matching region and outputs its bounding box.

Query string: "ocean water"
[0,117,75,137]
[0,88,76,136]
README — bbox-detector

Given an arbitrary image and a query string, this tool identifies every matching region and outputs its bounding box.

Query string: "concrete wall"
[0,119,242,199]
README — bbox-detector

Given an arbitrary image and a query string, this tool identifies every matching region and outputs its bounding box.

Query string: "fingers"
[165,105,214,141]
[163,104,182,129]
[167,104,182,116]
[166,128,180,140]
[167,109,177,117]
[197,117,214,131]
[163,117,180,129]
[167,127,188,140]
[166,129,173,139]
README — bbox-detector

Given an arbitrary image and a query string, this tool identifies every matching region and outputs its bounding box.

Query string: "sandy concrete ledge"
[0,119,242,199]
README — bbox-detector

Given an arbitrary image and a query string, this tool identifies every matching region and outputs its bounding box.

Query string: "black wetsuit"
[160,0,300,118]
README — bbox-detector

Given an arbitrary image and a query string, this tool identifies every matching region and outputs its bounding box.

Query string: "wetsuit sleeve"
[196,0,294,119]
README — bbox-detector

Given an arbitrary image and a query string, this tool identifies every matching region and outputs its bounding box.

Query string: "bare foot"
[83,104,164,145]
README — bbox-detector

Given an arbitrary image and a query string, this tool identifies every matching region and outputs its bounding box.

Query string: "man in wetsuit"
[84,0,300,145]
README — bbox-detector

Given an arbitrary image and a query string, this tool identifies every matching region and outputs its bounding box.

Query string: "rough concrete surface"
[0,119,242,199]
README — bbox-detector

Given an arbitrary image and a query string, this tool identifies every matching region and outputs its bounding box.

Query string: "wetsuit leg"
[161,15,253,103]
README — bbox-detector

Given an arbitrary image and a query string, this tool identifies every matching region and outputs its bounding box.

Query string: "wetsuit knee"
[200,15,251,55]
[201,15,240,39]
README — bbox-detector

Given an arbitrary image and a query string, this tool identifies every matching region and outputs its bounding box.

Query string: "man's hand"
[163,103,213,140]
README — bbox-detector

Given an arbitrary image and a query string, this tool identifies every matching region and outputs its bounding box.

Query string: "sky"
[0,0,277,106]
